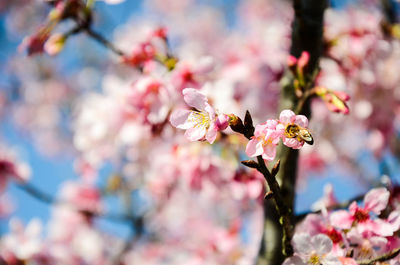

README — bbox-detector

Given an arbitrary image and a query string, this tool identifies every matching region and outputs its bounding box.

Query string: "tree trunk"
[257,0,328,264]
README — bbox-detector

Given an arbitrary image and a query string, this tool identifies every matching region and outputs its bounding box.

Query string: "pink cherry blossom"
[60,182,103,214]
[277,109,310,149]
[170,88,229,144]
[245,119,281,161]
[330,188,395,236]
[283,233,341,265]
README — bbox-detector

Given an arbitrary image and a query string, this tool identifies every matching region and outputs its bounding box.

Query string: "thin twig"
[18,182,133,223]
[357,247,400,265]
[84,27,125,57]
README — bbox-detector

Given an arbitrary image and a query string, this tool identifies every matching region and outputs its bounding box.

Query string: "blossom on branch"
[245,109,312,162]
[245,119,281,161]
[277,109,312,149]
[170,88,229,144]
[283,233,341,265]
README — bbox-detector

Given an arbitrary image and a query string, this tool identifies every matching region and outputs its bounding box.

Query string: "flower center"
[309,253,321,265]
[284,124,300,138]
[354,208,369,223]
[188,111,211,128]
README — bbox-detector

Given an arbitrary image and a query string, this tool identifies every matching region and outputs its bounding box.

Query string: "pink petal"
[184,126,206,141]
[364,187,389,214]
[170,109,191,128]
[262,143,277,161]
[360,219,395,237]
[182,88,208,111]
[279,109,296,124]
[330,210,354,229]
[295,115,308,128]
[205,123,218,144]
[388,211,400,232]
[246,139,263,157]
[247,180,263,199]
[283,137,304,149]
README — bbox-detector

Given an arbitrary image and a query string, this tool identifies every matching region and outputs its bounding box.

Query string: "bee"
[284,124,314,145]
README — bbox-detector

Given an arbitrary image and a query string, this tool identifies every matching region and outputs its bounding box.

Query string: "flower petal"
[282,255,307,265]
[170,109,191,128]
[205,123,218,144]
[364,187,389,214]
[330,210,353,229]
[184,126,206,141]
[292,233,313,254]
[311,234,333,255]
[183,88,208,111]
[246,139,264,157]
[295,115,308,128]
[279,109,296,124]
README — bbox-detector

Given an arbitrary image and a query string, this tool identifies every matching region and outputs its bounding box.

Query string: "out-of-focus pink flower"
[245,119,281,161]
[170,88,229,144]
[330,188,395,236]
[277,109,311,149]
[283,233,341,265]
[122,42,156,67]
[128,76,170,125]
[315,87,350,115]
[1,219,43,262]
[230,170,264,200]
[60,182,103,214]
[171,57,214,91]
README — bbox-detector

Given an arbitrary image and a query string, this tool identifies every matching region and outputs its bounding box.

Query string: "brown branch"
[255,157,294,257]
[357,247,400,265]
[235,112,294,257]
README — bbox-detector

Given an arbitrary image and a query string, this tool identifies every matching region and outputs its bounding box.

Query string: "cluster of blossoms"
[2,0,400,264]
[245,110,311,161]
[284,187,400,264]
[170,88,312,163]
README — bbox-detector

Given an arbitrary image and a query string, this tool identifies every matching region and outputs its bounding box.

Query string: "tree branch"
[357,247,400,265]
[18,182,134,223]
[84,27,126,57]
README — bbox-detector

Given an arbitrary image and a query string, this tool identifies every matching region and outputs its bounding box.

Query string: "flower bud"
[44,33,66,56]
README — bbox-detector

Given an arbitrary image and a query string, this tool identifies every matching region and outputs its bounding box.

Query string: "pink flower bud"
[44,34,66,56]
[297,51,310,69]
[216,114,229,131]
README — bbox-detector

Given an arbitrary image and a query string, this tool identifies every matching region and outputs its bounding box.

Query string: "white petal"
[311,234,333,255]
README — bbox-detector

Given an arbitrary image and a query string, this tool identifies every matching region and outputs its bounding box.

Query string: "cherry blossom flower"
[277,109,311,149]
[245,119,281,161]
[330,187,395,236]
[60,182,103,214]
[170,88,229,144]
[0,219,43,262]
[283,233,341,265]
